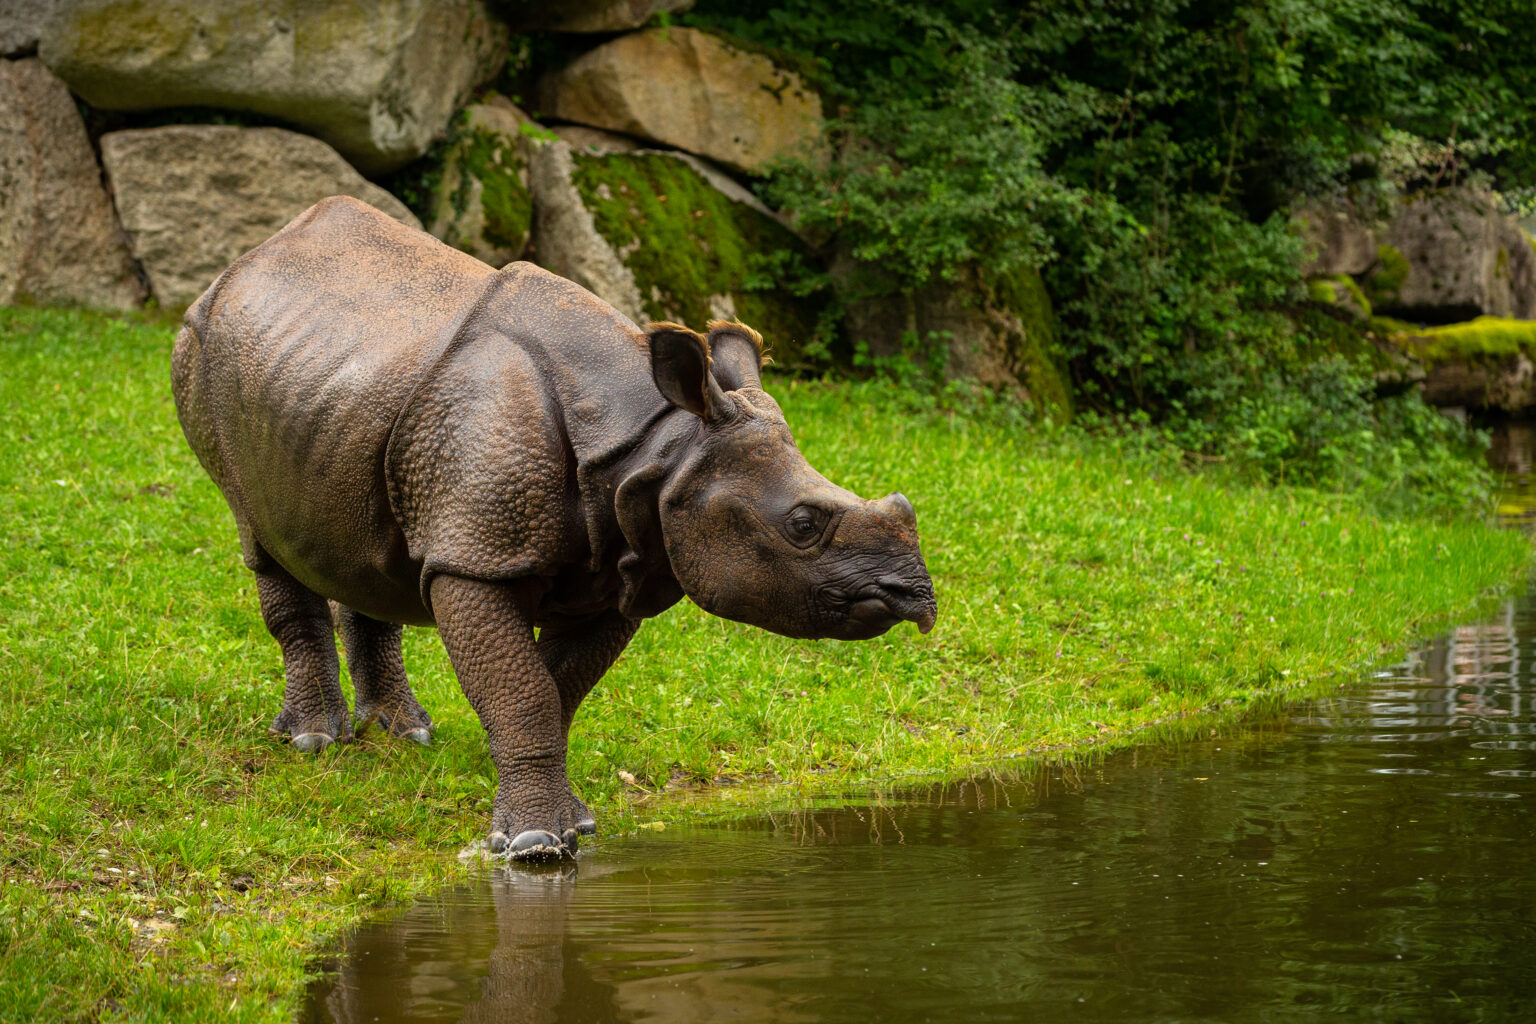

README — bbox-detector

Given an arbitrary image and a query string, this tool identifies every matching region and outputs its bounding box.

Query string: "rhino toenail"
[290,732,334,753]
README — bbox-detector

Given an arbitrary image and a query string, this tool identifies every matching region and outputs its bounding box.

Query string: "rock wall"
[0,2,1062,402]
[0,58,141,309]
[38,0,507,174]
[102,125,419,310]
[1299,187,1536,323]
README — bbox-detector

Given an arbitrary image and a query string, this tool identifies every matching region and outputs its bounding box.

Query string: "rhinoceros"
[172,196,937,859]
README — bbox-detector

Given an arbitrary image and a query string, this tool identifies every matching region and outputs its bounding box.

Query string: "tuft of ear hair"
[643,320,710,363]
[645,320,732,421]
[705,319,772,366]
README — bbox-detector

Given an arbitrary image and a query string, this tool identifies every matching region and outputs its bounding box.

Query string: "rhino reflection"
[314,868,622,1024]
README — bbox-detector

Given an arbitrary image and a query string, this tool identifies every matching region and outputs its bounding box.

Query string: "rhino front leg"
[337,607,433,745]
[431,574,587,860]
[538,611,640,735]
[257,565,353,753]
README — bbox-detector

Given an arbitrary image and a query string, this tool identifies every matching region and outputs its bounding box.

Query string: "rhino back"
[178,196,498,623]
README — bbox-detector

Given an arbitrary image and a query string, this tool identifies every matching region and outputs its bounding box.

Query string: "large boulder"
[837,258,1073,419]
[528,140,824,361]
[426,96,538,268]
[1377,189,1536,322]
[101,125,420,310]
[1390,317,1536,412]
[38,0,505,174]
[1,0,50,56]
[1294,200,1380,277]
[0,58,141,309]
[510,0,694,32]
[539,27,822,176]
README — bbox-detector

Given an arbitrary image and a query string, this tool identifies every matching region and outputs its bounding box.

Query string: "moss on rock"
[570,150,824,363]
[983,266,1074,420]
[1394,316,1536,365]
[1362,243,1410,310]
[454,126,532,253]
[1307,273,1373,319]
[426,101,536,267]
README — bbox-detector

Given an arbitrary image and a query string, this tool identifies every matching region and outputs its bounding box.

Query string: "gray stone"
[427,96,538,268]
[101,125,420,310]
[0,58,142,309]
[1294,201,1379,277]
[1420,354,1536,412]
[527,139,644,322]
[38,0,506,174]
[539,27,822,175]
[1,0,51,56]
[1380,189,1536,321]
[550,124,644,156]
[511,0,694,33]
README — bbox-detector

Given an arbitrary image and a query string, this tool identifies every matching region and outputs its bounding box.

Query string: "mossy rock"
[980,266,1074,420]
[1361,243,1409,310]
[426,98,540,267]
[1393,316,1536,365]
[568,150,824,364]
[1381,316,1536,411]
[836,254,1073,420]
[1307,273,1372,319]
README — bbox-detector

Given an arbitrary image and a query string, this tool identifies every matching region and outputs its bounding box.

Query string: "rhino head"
[641,321,938,641]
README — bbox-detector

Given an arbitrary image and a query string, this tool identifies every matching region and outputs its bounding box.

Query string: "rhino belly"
[211,327,433,624]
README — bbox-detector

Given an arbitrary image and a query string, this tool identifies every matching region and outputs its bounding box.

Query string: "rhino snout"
[877,576,939,634]
[825,572,938,639]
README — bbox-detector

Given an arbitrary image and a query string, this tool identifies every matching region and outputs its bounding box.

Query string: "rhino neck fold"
[602,410,698,620]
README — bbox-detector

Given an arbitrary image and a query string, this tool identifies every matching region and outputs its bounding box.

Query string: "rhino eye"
[784,505,829,548]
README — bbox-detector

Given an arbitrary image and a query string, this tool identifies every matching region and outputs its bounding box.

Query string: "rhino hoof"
[290,732,334,753]
[504,829,573,862]
[402,727,432,746]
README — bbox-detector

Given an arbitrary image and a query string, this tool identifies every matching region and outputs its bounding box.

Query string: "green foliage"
[3,308,1526,1019]
[1209,358,1494,515]
[758,13,1055,290]
[1362,244,1411,309]
[687,0,1534,505]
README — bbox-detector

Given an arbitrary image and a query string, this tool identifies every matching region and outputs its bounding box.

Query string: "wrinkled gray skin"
[172,197,938,860]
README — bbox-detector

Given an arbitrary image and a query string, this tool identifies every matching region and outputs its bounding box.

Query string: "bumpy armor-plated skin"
[172,196,938,859]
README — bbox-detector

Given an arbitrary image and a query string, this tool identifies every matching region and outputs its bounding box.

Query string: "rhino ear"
[647,322,730,421]
[706,320,765,391]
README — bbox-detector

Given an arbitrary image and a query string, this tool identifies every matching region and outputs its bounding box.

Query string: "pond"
[302,428,1536,1024]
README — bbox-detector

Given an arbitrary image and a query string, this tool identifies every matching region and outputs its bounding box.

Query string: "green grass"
[1,307,1529,1022]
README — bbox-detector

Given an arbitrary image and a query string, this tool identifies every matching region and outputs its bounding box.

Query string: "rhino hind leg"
[431,575,591,861]
[337,606,433,745]
[256,562,353,753]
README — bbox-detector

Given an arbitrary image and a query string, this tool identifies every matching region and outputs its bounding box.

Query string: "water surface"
[304,433,1536,1024]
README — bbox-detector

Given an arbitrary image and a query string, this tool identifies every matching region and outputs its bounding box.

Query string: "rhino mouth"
[827,579,938,638]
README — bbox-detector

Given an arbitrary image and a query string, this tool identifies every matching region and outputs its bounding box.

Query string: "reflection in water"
[305,431,1536,1024]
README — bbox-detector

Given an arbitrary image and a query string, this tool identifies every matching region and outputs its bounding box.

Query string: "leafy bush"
[685,0,1533,511]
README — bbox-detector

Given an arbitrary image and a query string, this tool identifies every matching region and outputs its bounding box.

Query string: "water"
[303,432,1536,1024]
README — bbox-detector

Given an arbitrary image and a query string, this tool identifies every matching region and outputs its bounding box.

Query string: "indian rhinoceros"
[172,196,937,859]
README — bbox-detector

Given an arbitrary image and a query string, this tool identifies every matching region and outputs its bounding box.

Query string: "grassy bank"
[1,307,1529,1022]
